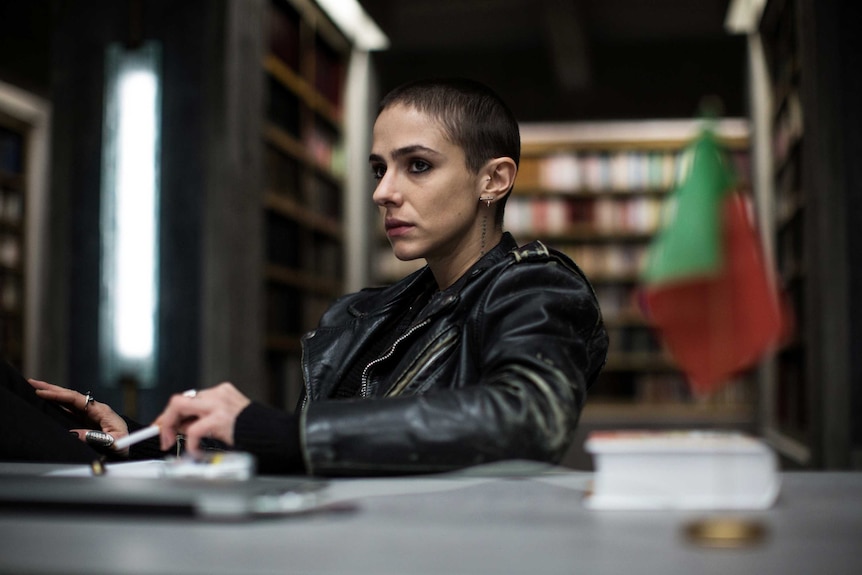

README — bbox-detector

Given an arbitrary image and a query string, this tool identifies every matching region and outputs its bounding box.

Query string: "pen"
[113,424,160,451]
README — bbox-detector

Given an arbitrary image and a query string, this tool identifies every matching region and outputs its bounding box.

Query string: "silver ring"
[83,391,95,410]
[85,430,114,448]
[182,389,198,398]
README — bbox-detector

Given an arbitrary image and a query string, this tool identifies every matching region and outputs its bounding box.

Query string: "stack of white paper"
[584,430,781,510]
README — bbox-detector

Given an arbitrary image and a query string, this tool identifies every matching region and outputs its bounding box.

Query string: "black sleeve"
[233,402,306,475]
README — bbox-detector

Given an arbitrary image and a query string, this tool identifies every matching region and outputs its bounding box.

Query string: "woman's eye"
[371,164,386,180]
[409,159,431,174]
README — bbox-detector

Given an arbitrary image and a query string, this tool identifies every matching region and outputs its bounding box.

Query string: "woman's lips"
[385,220,413,237]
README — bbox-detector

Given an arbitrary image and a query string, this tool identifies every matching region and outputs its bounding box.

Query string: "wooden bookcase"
[749,0,862,469]
[758,0,809,461]
[514,120,755,429]
[262,0,349,409]
[0,113,26,371]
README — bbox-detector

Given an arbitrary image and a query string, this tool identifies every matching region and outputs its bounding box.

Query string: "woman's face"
[370,104,487,272]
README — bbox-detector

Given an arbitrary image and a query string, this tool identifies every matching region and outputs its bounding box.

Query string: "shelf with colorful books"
[514,119,753,424]
[0,119,26,370]
[262,0,350,409]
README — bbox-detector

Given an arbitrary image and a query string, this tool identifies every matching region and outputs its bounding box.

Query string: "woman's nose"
[372,171,398,206]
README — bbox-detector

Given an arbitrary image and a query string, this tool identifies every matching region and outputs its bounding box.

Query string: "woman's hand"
[153,382,251,457]
[27,378,131,455]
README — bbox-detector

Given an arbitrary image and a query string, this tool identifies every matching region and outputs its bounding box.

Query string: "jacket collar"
[350,232,519,318]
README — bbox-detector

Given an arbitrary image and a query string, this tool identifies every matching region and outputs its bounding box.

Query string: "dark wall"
[829,0,862,462]
[0,1,54,96]
[797,0,862,467]
[840,2,862,460]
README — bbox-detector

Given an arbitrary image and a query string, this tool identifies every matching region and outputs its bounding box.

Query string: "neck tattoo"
[480,214,488,256]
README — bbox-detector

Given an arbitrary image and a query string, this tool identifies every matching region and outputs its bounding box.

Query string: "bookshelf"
[514,120,755,427]
[757,0,809,463]
[745,0,862,468]
[263,0,349,409]
[0,113,26,371]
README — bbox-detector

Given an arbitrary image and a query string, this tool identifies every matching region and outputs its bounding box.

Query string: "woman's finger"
[154,394,207,451]
[29,379,89,410]
[182,418,215,457]
[153,383,250,454]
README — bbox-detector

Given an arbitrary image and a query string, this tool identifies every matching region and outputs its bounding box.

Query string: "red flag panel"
[643,194,788,395]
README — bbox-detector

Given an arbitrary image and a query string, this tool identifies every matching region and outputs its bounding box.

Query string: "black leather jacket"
[298,233,608,475]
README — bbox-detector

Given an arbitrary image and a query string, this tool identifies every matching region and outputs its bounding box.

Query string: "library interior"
[0,1,861,573]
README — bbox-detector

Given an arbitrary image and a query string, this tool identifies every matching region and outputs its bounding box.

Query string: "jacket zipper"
[385,327,458,397]
[359,318,430,397]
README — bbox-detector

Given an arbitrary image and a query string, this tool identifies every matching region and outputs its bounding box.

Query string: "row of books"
[304,122,344,178]
[0,127,23,174]
[774,154,800,224]
[506,195,664,236]
[0,234,21,269]
[633,373,692,403]
[593,284,641,317]
[558,244,648,280]
[0,273,20,311]
[606,325,662,354]
[306,175,343,220]
[648,374,755,406]
[265,146,301,197]
[301,235,342,280]
[267,0,301,72]
[266,173,342,227]
[519,149,685,192]
[314,40,345,113]
[263,110,343,180]
[773,90,803,168]
[0,187,23,225]
[597,372,755,406]
[266,212,343,279]
[269,0,347,114]
[518,148,751,194]
[267,76,301,138]
[266,212,302,269]
[0,319,22,359]
[266,284,335,336]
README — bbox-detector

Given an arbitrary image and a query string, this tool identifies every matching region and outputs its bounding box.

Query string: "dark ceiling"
[357,0,747,122]
[0,0,747,123]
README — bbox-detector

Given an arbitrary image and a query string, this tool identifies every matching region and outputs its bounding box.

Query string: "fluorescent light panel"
[114,68,158,358]
[315,0,389,51]
[100,42,161,386]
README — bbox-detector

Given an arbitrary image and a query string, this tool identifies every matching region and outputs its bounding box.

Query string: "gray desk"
[0,464,859,575]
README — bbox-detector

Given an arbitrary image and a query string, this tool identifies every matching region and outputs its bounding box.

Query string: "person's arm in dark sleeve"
[233,402,306,475]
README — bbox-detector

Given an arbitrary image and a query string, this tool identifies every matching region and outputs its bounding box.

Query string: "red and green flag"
[641,127,788,395]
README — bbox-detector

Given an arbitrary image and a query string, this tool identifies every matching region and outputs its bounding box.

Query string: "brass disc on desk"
[90,458,106,476]
[683,517,768,548]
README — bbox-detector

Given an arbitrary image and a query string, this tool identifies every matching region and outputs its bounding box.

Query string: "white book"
[584,430,781,510]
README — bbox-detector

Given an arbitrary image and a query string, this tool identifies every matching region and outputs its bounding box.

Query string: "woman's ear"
[482,157,518,201]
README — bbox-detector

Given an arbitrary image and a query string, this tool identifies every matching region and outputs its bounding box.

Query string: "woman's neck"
[429,229,503,290]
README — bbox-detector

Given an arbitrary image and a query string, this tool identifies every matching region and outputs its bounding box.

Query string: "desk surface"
[0,463,860,575]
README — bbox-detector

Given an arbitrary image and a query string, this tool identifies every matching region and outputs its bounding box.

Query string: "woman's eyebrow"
[369,144,441,164]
